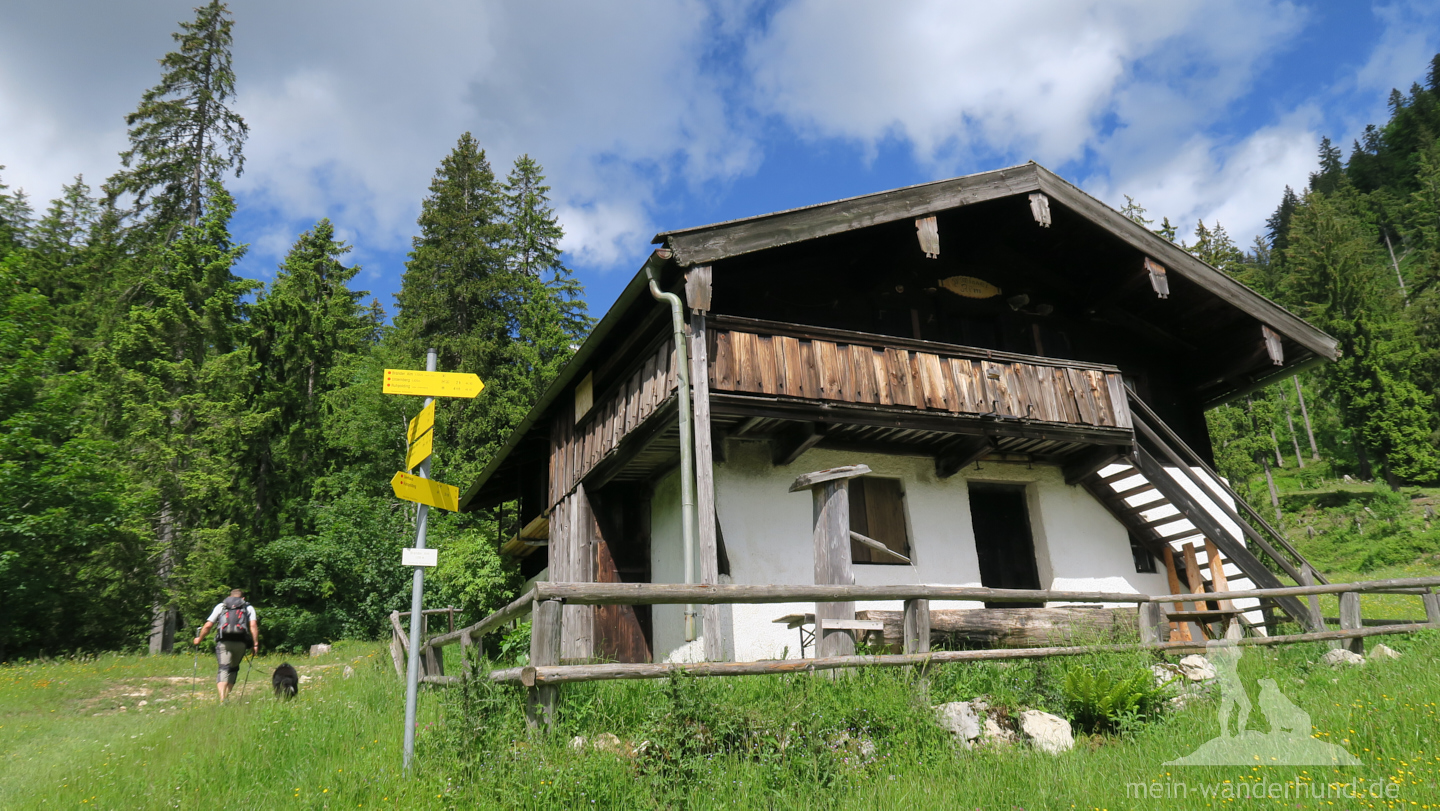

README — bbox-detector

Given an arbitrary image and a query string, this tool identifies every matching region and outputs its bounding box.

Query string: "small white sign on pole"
[402,547,438,567]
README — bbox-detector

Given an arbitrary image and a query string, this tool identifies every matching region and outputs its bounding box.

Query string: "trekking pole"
[239,649,255,699]
[190,630,200,704]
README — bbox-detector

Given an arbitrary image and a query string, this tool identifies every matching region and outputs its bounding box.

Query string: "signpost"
[384,369,484,398]
[390,470,458,511]
[386,350,484,774]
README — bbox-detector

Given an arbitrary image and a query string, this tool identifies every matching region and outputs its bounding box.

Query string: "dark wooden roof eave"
[653,162,1338,366]
[458,249,673,512]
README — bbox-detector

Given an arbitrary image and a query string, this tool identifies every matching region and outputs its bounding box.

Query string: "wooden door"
[969,484,1043,607]
[594,538,651,663]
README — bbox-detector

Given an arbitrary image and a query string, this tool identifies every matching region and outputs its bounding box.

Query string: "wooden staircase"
[1079,392,1325,639]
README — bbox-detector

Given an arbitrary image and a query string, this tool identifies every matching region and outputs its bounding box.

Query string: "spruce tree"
[392,133,514,481]
[248,219,380,543]
[1285,189,1439,486]
[104,0,247,236]
[0,168,32,259]
[89,184,257,651]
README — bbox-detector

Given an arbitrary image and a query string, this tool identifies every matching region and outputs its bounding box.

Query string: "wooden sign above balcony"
[939,275,1002,299]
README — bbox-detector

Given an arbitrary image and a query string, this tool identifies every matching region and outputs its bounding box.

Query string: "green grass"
[5,635,1440,809]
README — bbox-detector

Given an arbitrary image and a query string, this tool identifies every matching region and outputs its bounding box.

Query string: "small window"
[849,478,911,565]
[1130,535,1157,573]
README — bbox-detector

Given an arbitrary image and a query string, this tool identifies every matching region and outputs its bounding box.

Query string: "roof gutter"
[458,248,674,512]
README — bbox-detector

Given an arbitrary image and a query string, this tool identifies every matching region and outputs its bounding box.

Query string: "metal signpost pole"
[402,348,437,772]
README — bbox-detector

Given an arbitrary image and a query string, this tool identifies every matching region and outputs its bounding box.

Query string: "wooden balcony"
[707,316,1134,466]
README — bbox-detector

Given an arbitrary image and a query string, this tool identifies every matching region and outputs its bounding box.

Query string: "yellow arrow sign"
[391,471,459,512]
[407,401,435,444]
[405,430,433,472]
[384,369,484,399]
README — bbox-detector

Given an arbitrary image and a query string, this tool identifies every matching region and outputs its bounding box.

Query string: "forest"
[3,1,1440,660]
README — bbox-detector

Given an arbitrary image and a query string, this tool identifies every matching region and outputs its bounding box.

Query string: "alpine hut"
[459,162,1338,664]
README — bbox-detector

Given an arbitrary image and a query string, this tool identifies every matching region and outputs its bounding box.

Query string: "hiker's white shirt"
[206,604,258,623]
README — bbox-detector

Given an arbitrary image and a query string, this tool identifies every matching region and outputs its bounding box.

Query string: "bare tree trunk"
[1356,442,1374,482]
[1280,389,1304,468]
[148,501,177,654]
[1270,424,1285,468]
[1262,457,1282,524]
[1293,376,1319,461]
[1385,230,1410,308]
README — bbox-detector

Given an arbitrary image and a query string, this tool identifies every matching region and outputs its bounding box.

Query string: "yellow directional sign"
[384,369,484,399]
[407,401,435,444]
[405,430,433,472]
[391,471,459,512]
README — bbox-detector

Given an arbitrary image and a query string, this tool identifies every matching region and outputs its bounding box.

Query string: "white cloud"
[1,0,758,277]
[1087,116,1320,247]
[746,0,1304,170]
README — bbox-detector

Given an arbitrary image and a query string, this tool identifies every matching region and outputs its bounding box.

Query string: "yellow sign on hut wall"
[939,275,1001,299]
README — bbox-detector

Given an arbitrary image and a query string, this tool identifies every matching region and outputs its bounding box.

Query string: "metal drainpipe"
[647,266,698,642]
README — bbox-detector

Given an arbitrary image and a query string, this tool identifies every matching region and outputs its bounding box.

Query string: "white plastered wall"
[649,439,1172,663]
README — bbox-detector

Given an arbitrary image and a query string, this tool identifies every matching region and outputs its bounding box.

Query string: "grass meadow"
[4,631,1440,810]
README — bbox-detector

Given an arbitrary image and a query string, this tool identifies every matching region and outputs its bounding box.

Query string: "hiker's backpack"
[218,597,252,643]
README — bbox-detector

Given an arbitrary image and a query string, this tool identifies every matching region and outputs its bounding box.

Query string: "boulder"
[933,701,983,747]
[1370,644,1402,660]
[342,665,355,679]
[1178,655,1216,681]
[1019,710,1074,754]
[309,643,332,657]
[592,733,629,756]
[568,735,587,751]
[1323,648,1365,667]
[982,717,1016,747]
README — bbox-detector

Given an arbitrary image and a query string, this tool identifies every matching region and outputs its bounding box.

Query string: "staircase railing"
[1125,391,1324,585]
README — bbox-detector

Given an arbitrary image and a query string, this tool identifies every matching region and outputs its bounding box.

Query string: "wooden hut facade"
[462,162,1338,664]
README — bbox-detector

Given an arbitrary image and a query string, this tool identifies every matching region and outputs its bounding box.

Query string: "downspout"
[647,264,698,642]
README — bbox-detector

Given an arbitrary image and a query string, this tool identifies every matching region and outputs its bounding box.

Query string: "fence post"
[1425,589,1440,627]
[459,631,473,680]
[790,465,871,658]
[1138,602,1165,645]
[1299,565,1326,633]
[903,599,930,654]
[526,599,563,730]
[1338,591,1363,654]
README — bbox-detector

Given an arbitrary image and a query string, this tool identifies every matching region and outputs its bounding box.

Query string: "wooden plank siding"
[549,335,679,508]
[708,321,1129,433]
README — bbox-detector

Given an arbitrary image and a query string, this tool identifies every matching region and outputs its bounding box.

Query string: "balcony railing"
[708,315,1131,431]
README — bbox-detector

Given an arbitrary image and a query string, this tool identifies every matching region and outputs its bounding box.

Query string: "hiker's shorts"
[216,641,247,683]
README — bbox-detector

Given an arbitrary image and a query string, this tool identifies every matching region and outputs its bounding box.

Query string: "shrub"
[1062,666,1169,734]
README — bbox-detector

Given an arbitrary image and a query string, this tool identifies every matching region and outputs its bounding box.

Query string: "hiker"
[193,589,259,701]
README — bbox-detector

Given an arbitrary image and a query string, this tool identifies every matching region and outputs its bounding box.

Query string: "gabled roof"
[460,162,1338,512]
[655,162,1337,361]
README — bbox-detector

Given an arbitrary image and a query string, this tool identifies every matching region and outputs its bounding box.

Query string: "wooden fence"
[394,577,1440,726]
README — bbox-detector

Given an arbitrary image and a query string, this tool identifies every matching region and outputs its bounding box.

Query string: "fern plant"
[1062,667,1169,734]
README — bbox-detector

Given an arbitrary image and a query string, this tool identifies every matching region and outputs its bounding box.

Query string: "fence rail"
[393,575,1440,728]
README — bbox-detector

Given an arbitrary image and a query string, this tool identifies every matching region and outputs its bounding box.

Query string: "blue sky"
[3,1,1439,322]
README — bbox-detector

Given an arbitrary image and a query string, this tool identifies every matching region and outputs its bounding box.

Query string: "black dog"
[272,663,299,699]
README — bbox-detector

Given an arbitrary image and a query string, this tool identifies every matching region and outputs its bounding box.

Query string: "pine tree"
[104,0,247,236]
[248,219,380,542]
[1266,185,1301,260]
[1310,137,1345,195]
[1285,189,1439,486]
[392,133,515,481]
[89,183,258,651]
[0,168,32,258]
